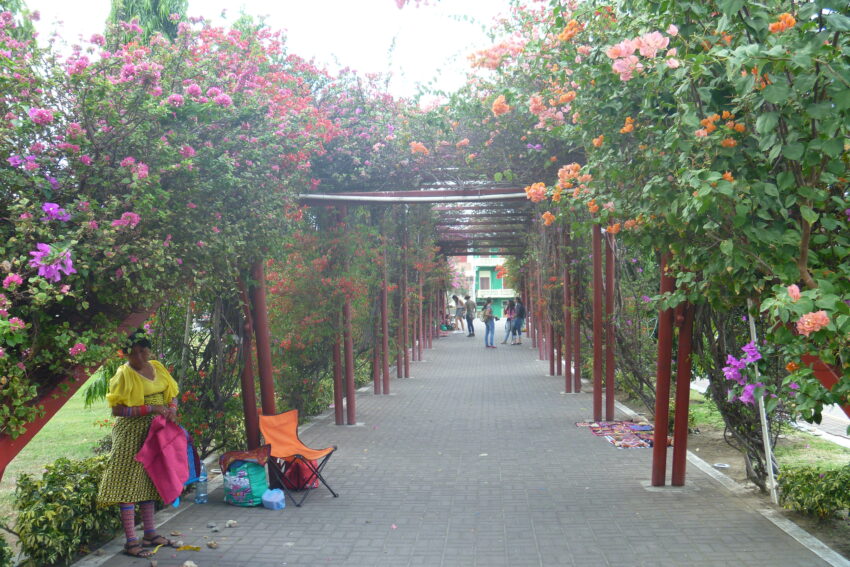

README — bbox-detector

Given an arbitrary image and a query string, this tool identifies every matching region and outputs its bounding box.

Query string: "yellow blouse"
[106,360,179,408]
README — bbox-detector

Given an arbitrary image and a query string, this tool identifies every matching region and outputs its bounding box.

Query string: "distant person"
[481,298,496,348]
[452,294,465,333]
[512,296,526,345]
[464,295,476,337]
[501,299,515,344]
[97,332,181,558]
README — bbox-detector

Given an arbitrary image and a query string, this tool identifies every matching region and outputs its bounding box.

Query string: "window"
[479,275,491,290]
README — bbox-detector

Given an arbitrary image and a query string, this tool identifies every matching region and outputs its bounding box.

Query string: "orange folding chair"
[258,409,338,507]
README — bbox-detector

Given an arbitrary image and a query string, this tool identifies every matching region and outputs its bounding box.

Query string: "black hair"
[124,329,152,353]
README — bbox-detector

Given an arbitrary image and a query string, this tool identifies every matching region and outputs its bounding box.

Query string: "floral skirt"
[97,392,167,506]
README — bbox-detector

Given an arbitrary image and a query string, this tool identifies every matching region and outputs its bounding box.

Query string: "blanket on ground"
[576,421,671,449]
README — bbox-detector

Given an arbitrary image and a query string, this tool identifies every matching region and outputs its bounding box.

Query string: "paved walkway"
[82,333,847,567]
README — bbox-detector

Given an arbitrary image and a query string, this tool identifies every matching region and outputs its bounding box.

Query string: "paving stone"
[82,333,839,567]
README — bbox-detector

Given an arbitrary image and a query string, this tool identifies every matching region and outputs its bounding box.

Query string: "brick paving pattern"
[86,334,837,567]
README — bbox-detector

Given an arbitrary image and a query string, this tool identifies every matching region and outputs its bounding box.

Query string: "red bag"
[282,459,319,490]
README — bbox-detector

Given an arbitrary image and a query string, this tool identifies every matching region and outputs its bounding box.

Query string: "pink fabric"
[135,415,189,505]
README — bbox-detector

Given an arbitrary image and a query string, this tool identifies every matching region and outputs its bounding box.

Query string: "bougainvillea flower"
[41,202,71,222]
[29,243,76,282]
[111,211,141,229]
[69,342,87,356]
[541,211,556,226]
[741,341,762,363]
[2,273,23,289]
[796,310,830,336]
[28,107,54,125]
[787,284,801,302]
[491,95,511,116]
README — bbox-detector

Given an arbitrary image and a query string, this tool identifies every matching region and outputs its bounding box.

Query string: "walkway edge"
[615,400,849,567]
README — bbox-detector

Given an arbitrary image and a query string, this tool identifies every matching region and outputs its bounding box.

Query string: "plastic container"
[195,462,208,504]
[262,488,285,510]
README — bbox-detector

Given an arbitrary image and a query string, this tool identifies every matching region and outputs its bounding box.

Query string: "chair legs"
[268,452,338,507]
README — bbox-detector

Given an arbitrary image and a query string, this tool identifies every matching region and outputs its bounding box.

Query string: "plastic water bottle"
[195,462,208,503]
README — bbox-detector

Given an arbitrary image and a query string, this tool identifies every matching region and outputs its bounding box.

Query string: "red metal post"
[573,279,582,392]
[592,227,603,421]
[381,247,391,394]
[605,232,616,421]
[372,310,381,395]
[549,323,556,376]
[236,280,261,448]
[332,339,344,425]
[563,228,573,392]
[671,302,695,486]
[652,253,676,486]
[396,322,403,378]
[556,332,562,376]
[418,270,424,360]
[251,260,277,416]
[402,245,410,378]
[343,300,356,424]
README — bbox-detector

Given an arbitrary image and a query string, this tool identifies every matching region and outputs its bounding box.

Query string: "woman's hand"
[153,405,177,422]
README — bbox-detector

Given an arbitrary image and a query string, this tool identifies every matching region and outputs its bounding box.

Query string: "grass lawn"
[688,390,850,469]
[0,383,110,529]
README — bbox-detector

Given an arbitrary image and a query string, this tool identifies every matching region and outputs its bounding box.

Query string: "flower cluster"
[28,243,76,283]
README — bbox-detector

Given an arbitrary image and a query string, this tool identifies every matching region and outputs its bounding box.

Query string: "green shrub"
[0,533,13,567]
[14,456,120,565]
[779,464,850,519]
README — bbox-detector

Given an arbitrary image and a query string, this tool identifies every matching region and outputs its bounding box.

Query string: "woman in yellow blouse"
[97,333,180,558]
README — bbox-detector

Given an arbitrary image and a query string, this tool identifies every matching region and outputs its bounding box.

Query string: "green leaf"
[493,172,503,182]
[717,0,745,16]
[756,112,779,135]
[825,12,850,32]
[822,138,843,158]
[763,84,790,104]
[800,206,819,225]
[782,143,804,160]
[720,240,733,256]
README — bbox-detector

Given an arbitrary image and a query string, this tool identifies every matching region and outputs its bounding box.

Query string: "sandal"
[124,541,152,558]
[142,534,177,548]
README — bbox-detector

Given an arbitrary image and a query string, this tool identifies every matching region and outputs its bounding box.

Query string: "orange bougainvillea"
[768,13,796,33]
[722,171,735,182]
[410,141,430,155]
[587,199,599,214]
[524,182,547,202]
[557,19,584,42]
[592,134,604,147]
[620,116,634,133]
[606,223,621,234]
[720,137,737,148]
[542,211,556,226]
[491,94,511,116]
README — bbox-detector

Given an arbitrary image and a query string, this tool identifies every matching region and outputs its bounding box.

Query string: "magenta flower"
[66,56,90,75]
[9,317,25,330]
[206,86,222,97]
[213,93,233,107]
[69,342,87,356]
[111,211,141,229]
[28,107,54,125]
[6,155,23,167]
[134,162,149,179]
[179,144,196,158]
[167,93,185,107]
[120,156,136,167]
[3,273,23,289]
[741,341,762,364]
[187,202,197,209]
[0,347,5,358]
[87,220,99,230]
[41,202,71,222]
[185,84,202,97]
[739,383,757,405]
[28,243,77,282]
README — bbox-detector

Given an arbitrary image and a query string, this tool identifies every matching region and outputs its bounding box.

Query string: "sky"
[26,0,512,98]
